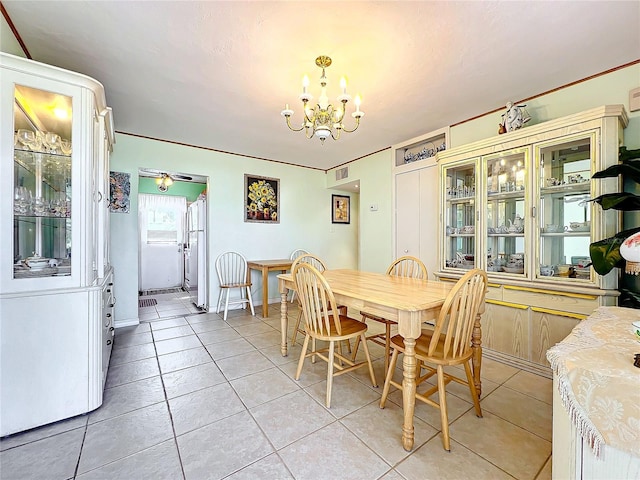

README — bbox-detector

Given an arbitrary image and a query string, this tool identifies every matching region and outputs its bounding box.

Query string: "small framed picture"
[331,194,350,224]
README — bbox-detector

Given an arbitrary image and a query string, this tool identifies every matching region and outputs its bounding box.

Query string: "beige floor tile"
[178,411,273,480]
[162,361,226,399]
[536,455,552,480]
[231,367,300,408]
[250,390,335,449]
[504,370,553,405]
[0,414,87,452]
[226,453,294,479]
[113,330,154,349]
[154,334,202,355]
[0,427,85,480]
[148,317,188,330]
[244,330,282,349]
[234,322,277,337]
[481,385,553,441]
[109,342,157,366]
[189,318,229,334]
[396,437,513,480]
[205,337,257,360]
[305,374,381,418]
[259,343,303,366]
[279,422,389,480]
[197,327,242,345]
[450,410,551,480]
[157,346,212,374]
[151,324,195,341]
[168,383,245,435]
[279,353,330,387]
[478,357,520,384]
[89,376,165,424]
[76,439,183,479]
[216,350,273,380]
[341,400,438,465]
[78,402,174,474]
[378,470,406,480]
[185,311,223,324]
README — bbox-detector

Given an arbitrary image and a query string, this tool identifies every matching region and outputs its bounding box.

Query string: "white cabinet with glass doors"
[0,53,114,436]
[437,105,627,374]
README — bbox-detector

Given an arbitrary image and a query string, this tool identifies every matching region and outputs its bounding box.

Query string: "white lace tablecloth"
[547,306,640,458]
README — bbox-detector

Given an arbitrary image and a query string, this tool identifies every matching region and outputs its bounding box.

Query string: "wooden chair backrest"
[215,251,248,286]
[386,256,428,279]
[428,269,487,360]
[291,253,327,272]
[290,248,309,261]
[292,262,342,337]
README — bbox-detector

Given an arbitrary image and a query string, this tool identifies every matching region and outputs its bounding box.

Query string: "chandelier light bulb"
[302,75,309,94]
[340,77,347,94]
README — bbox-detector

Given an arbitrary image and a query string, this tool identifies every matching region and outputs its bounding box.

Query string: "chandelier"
[280,55,364,143]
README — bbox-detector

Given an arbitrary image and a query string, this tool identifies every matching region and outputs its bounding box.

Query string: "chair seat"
[389,332,473,366]
[311,315,368,342]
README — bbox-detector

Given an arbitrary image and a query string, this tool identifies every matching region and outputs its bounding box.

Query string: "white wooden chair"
[289,248,309,303]
[293,261,377,407]
[379,268,487,451]
[215,251,255,321]
[353,256,428,372]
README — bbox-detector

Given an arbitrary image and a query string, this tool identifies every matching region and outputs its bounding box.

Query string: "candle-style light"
[281,55,364,143]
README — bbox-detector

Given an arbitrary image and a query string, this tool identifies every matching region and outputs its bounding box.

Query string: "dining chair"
[288,248,309,303]
[353,256,428,372]
[379,268,487,451]
[292,261,377,407]
[215,251,255,321]
[289,253,347,346]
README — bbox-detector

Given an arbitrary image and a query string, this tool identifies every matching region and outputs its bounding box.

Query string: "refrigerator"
[184,197,207,309]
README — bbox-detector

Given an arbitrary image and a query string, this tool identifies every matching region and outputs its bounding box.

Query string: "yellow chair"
[289,253,346,346]
[379,268,487,451]
[353,256,428,372]
[293,261,377,407]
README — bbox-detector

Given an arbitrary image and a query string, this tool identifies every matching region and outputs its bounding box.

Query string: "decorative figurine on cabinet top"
[499,101,531,134]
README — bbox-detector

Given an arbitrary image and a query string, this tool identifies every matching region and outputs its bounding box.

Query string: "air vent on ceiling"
[335,167,349,181]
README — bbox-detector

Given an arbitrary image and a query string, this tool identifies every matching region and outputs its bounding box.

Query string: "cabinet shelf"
[540,183,590,195]
[487,190,525,200]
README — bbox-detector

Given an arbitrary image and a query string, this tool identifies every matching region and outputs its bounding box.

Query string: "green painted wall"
[138,177,206,202]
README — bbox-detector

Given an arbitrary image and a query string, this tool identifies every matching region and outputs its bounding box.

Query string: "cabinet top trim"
[0,52,109,112]
[437,104,628,161]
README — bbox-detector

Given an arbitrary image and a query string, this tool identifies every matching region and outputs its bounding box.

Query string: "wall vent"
[335,167,349,181]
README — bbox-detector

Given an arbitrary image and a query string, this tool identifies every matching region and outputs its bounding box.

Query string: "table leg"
[471,311,482,397]
[401,337,417,451]
[280,291,289,356]
[261,267,269,318]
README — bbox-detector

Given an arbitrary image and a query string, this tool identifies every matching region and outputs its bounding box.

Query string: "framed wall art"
[331,194,350,224]
[245,174,280,223]
[109,171,130,213]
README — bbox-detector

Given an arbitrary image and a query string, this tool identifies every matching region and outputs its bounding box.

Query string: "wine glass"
[16,129,36,150]
[42,132,61,153]
[60,138,72,155]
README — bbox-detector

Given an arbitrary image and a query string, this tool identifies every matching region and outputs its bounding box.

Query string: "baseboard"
[114,317,140,328]
[483,348,552,379]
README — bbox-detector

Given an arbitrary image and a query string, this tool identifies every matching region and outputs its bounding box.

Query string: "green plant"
[589,146,640,275]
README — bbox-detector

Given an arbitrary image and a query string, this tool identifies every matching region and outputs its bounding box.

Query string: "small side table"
[247,259,293,318]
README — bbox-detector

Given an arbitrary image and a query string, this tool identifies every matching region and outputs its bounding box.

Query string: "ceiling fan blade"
[172,174,193,181]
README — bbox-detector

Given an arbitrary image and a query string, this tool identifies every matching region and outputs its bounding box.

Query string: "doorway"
[137,169,209,304]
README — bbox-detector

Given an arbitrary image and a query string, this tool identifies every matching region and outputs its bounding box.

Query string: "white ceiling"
[3,1,639,171]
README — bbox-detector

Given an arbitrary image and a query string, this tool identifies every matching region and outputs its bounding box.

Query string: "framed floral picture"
[109,171,130,213]
[245,174,280,223]
[331,194,350,224]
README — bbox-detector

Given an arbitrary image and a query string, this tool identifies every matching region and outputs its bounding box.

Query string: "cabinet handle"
[106,313,112,318]
[106,288,111,293]
[109,304,114,308]
[97,191,103,202]
[109,327,114,331]
[404,249,409,253]
[531,206,536,218]
[108,282,113,286]
[106,340,112,345]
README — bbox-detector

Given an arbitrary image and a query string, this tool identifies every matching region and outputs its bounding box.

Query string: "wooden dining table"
[246,259,293,318]
[277,269,485,451]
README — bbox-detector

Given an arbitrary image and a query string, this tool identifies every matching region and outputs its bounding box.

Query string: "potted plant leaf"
[589,146,640,307]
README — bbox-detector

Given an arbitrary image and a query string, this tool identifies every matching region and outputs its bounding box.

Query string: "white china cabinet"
[436,105,628,376]
[0,53,114,436]
[393,128,449,278]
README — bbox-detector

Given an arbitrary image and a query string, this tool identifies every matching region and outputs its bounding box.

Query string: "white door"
[138,194,186,291]
[395,170,421,258]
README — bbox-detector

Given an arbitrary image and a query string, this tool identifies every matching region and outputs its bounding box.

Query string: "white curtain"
[138,194,186,243]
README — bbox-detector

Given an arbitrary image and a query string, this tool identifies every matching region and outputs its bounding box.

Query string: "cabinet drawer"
[502,286,598,316]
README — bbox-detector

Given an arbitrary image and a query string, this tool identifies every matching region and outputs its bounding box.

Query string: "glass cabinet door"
[443,160,477,270]
[13,85,72,279]
[484,149,528,277]
[536,133,594,282]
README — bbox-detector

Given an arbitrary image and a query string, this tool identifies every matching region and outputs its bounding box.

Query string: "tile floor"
[1,290,553,480]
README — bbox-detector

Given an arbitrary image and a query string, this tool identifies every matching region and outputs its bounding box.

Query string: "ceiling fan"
[138,168,193,192]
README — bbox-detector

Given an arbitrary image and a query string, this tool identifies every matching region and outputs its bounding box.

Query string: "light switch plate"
[630,87,640,112]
